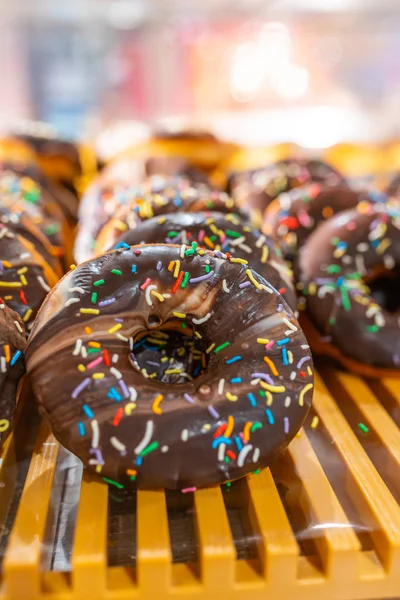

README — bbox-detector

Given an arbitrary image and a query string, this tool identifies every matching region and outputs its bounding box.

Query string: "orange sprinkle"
[263,356,279,376]
[168,261,175,272]
[126,469,137,477]
[4,345,10,363]
[243,422,253,443]
[172,271,184,293]
[88,341,101,348]
[85,326,92,335]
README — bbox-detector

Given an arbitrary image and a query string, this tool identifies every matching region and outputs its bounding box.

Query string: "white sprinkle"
[218,443,226,462]
[129,337,134,350]
[301,344,310,349]
[285,396,291,407]
[237,444,253,467]
[230,236,246,246]
[161,445,169,453]
[290,371,296,381]
[91,420,99,448]
[182,230,188,244]
[251,378,260,385]
[260,284,273,294]
[384,255,395,269]
[65,297,80,307]
[73,339,82,356]
[145,284,158,306]
[141,368,149,378]
[134,420,154,455]
[110,436,126,453]
[283,317,297,335]
[375,312,386,327]
[163,294,171,299]
[14,320,23,333]
[355,254,366,275]
[255,234,266,248]
[129,387,137,402]
[116,333,128,342]
[238,243,252,254]
[180,244,186,258]
[218,378,225,395]
[68,286,85,294]
[222,279,230,293]
[81,346,87,359]
[318,285,335,298]
[112,354,119,363]
[181,429,189,442]
[252,448,260,463]
[356,242,369,252]
[110,367,122,379]
[0,357,6,373]
[192,312,212,325]
[37,276,51,292]
[0,229,8,240]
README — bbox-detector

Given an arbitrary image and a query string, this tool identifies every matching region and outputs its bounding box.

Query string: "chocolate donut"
[95,176,244,257]
[111,212,297,311]
[0,225,58,329]
[297,201,400,373]
[264,184,362,261]
[0,304,25,447]
[145,156,209,185]
[26,244,314,490]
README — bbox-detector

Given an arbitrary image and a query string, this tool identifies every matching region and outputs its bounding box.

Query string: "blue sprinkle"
[337,277,344,287]
[194,366,202,377]
[247,392,257,407]
[78,422,86,436]
[116,241,130,250]
[266,409,275,425]
[173,193,183,207]
[235,436,243,451]
[277,338,290,346]
[282,348,288,366]
[226,355,242,364]
[133,338,146,350]
[131,264,137,273]
[82,404,94,418]
[136,456,143,466]
[108,387,122,401]
[371,239,379,248]
[230,377,242,384]
[10,350,22,366]
[212,436,233,449]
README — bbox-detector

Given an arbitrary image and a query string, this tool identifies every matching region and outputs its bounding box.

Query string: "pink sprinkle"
[135,249,141,255]
[198,229,205,243]
[347,221,356,231]
[87,356,103,369]
[181,487,197,494]
[140,278,152,290]
[265,340,275,350]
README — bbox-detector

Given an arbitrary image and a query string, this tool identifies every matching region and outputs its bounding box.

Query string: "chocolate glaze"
[14,133,81,173]
[298,201,400,369]
[0,304,25,447]
[26,244,313,490]
[145,156,209,184]
[112,211,297,310]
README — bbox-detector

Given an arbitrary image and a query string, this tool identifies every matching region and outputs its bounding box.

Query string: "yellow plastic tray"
[0,366,400,600]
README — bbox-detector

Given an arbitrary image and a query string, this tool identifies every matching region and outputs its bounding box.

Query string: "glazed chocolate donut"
[264,184,362,261]
[26,244,314,490]
[111,212,297,310]
[0,304,25,447]
[0,225,58,329]
[95,176,244,257]
[297,201,400,374]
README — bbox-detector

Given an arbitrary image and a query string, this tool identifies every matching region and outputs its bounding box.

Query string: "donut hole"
[147,314,161,328]
[366,267,400,313]
[130,321,210,384]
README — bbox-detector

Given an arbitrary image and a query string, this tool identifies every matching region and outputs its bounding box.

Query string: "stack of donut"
[25,130,314,491]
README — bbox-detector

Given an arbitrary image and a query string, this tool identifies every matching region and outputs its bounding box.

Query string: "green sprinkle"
[140,441,159,457]
[185,249,195,256]
[204,264,211,274]
[87,348,101,354]
[24,189,41,203]
[206,201,214,208]
[329,317,336,325]
[367,325,379,333]
[225,481,232,488]
[111,269,122,275]
[358,423,369,434]
[214,341,230,354]
[94,279,105,286]
[251,422,263,433]
[103,477,124,489]
[129,476,137,481]
[347,272,362,280]
[253,469,261,475]
[181,322,186,329]
[259,390,267,398]
[191,241,198,251]
[167,231,179,238]
[91,292,98,304]
[340,287,351,311]
[44,223,61,235]
[225,229,241,238]
[209,235,217,242]
[224,456,230,463]
[327,264,341,274]
[181,272,190,288]
[331,237,341,246]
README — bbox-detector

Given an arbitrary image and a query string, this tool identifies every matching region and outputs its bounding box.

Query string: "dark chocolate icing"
[0,304,25,447]
[298,201,400,369]
[26,244,313,490]
[112,211,297,310]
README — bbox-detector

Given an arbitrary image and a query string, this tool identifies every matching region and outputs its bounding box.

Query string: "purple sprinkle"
[119,379,130,399]
[71,377,91,399]
[189,271,215,284]
[147,361,161,367]
[284,417,289,434]
[184,393,195,404]
[89,448,105,465]
[276,304,283,312]
[0,261,3,275]
[98,298,116,307]
[115,318,124,323]
[297,356,311,369]
[239,281,251,289]
[214,251,224,258]
[208,405,220,419]
[252,372,274,385]
[156,261,162,271]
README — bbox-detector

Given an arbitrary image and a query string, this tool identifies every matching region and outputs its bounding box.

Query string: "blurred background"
[1,0,400,150]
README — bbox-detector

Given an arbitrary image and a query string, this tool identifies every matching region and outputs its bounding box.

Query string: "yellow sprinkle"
[265,391,273,406]
[147,338,167,345]
[70,264,77,270]
[307,366,313,376]
[202,423,211,431]
[263,356,279,376]
[168,261,175,272]
[4,296,12,300]
[17,267,28,274]
[173,312,186,319]
[4,345,10,363]
[288,351,293,364]
[165,369,182,375]
[299,383,314,406]
[260,382,286,393]
[0,419,9,432]
[173,260,180,278]
[243,421,253,442]
[152,394,164,415]
[80,308,100,315]
[194,331,202,339]
[2,261,12,268]
[308,282,317,295]
[108,323,122,334]
[151,290,164,302]
[206,343,215,354]
[0,282,22,288]
[230,257,248,265]
[88,342,101,348]
[261,245,269,263]
[20,275,28,286]
[311,416,319,429]
[124,403,136,415]
[149,373,157,379]
[225,415,235,438]
[95,465,102,473]
[77,364,86,372]
[257,338,270,344]
[376,238,392,255]
[23,309,32,322]
[246,269,262,290]
[158,217,166,224]
[161,356,168,363]
[198,249,205,255]
[92,373,105,379]
[226,392,238,401]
